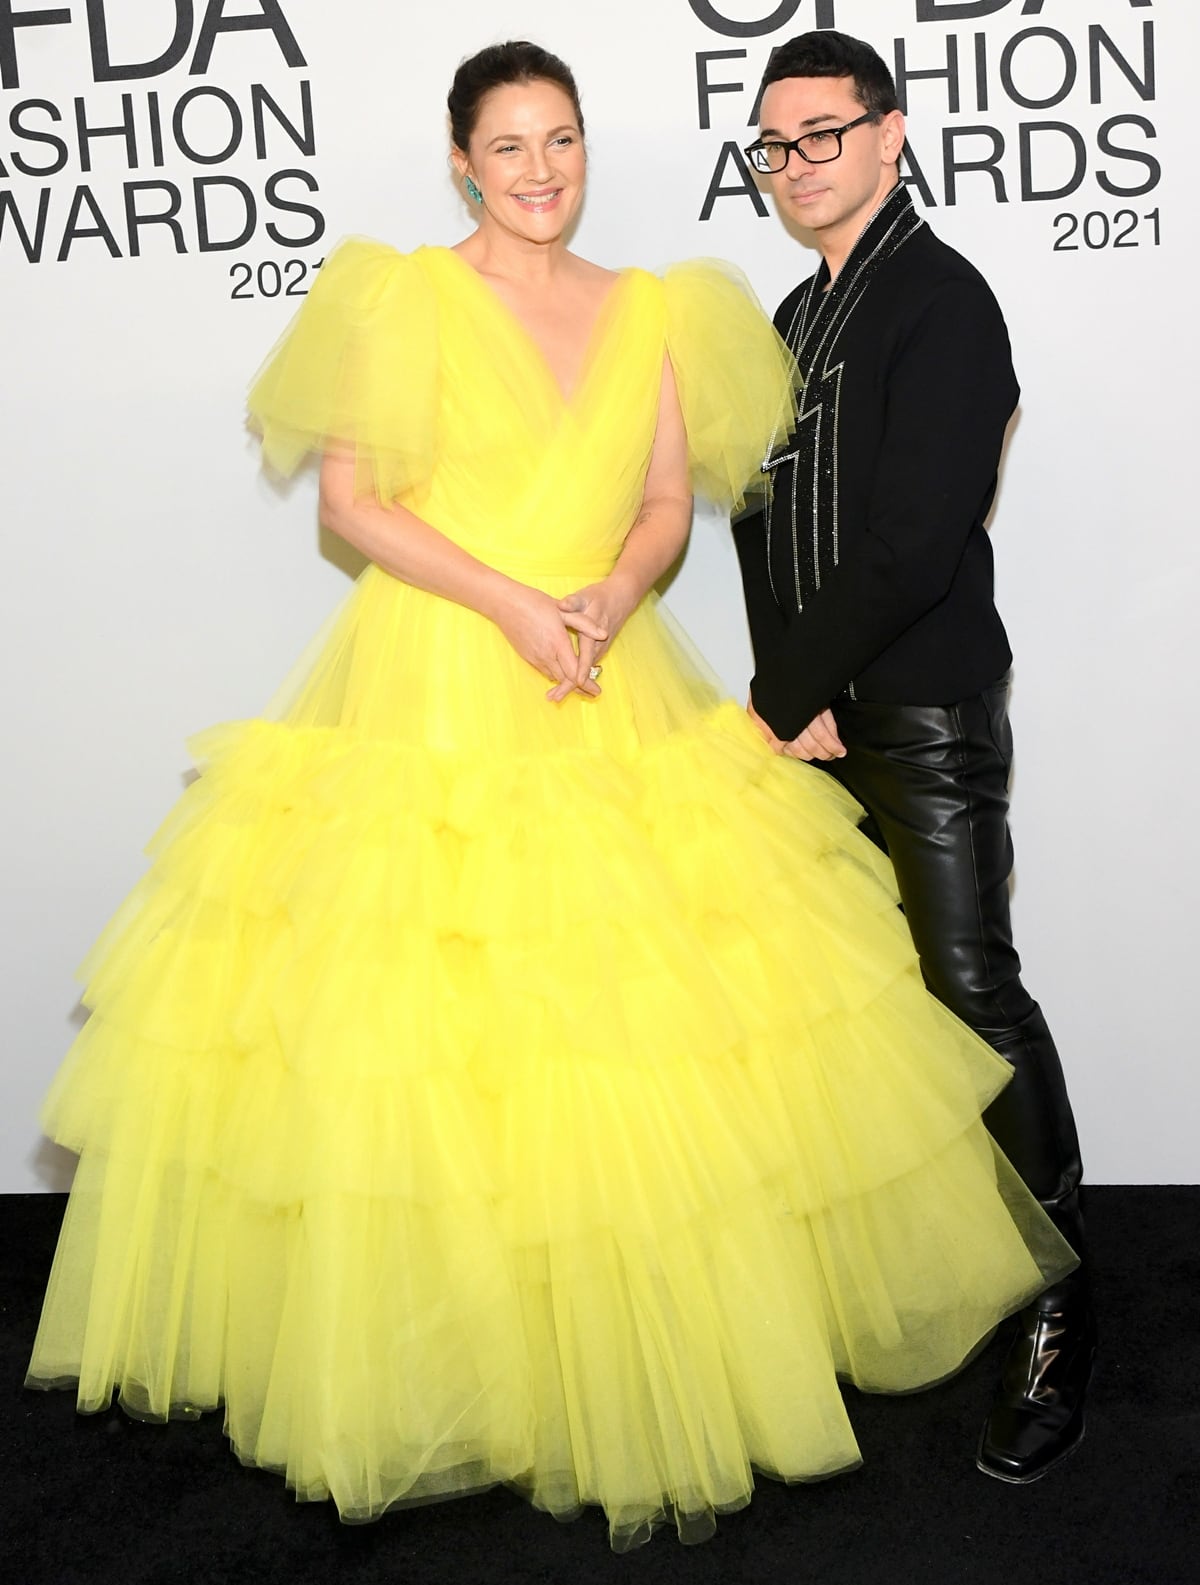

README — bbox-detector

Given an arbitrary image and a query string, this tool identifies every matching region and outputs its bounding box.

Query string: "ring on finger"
[588,664,603,682]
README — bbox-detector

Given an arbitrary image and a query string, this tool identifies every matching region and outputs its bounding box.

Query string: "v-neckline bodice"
[424,247,638,409]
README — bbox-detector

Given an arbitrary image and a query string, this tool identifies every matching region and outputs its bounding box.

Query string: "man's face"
[758,74,905,244]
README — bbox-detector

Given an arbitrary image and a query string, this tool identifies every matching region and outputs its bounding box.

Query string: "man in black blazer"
[736,30,1094,1483]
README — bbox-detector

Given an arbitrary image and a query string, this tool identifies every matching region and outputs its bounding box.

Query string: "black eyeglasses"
[744,112,880,174]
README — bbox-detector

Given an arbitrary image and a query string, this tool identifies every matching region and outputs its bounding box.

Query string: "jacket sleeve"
[732,507,787,668]
[749,277,1019,740]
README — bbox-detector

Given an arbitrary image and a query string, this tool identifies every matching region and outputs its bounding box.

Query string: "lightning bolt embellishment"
[762,357,844,611]
[757,187,926,618]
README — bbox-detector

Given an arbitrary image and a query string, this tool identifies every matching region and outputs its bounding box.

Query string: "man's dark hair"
[448,41,585,151]
[760,30,899,118]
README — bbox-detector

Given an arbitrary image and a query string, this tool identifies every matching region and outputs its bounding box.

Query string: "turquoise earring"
[465,176,483,205]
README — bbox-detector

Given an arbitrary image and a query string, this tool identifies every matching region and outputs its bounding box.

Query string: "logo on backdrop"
[0,0,325,293]
[689,0,1162,253]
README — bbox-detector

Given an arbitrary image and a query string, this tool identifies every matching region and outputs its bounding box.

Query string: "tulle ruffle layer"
[29,687,1073,1547]
[35,1124,1053,1548]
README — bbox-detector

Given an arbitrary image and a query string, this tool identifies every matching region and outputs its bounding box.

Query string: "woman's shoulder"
[302,238,448,325]
[603,256,769,317]
[248,236,442,493]
[319,235,417,275]
[647,256,800,511]
[655,259,775,339]
[661,256,762,296]
[319,235,447,280]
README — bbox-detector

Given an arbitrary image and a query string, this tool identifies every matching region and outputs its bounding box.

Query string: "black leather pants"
[820,679,1085,1267]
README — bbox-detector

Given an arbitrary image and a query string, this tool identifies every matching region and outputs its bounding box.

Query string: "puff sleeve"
[247,239,438,502]
[662,259,799,512]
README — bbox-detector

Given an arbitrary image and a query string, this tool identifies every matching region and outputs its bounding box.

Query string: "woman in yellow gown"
[27,41,1073,1550]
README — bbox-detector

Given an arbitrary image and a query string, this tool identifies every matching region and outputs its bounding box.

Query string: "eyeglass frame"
[743,112,881,174]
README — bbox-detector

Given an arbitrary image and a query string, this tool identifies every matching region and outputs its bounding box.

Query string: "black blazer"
[738,186,1018,742]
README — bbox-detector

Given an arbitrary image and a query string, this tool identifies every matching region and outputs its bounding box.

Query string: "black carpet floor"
[3,1187,1197,1585]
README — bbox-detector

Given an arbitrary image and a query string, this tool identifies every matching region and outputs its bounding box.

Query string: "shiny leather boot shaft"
[821,681,1094,1480]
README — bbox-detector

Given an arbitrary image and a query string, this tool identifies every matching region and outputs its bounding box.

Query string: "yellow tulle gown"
[27,240,1074,1550]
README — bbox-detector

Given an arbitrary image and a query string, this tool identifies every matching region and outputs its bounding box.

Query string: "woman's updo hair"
[448,41,585,152]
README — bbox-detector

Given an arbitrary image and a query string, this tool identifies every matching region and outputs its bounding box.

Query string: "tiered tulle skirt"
[27,567,1073,1548]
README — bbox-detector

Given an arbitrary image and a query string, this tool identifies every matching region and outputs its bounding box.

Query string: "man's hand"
[746,697,786,753]
[782,709,846,762]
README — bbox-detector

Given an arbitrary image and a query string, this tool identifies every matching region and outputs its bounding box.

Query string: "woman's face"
[457,78,586,244]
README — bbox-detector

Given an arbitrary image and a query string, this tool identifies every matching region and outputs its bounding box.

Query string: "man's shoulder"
[847,221,1011,342]
[772,217,1004,325]
[897,221,1001,299]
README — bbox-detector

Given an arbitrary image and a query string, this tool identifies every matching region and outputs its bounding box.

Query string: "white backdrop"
[2,0,1195,1190]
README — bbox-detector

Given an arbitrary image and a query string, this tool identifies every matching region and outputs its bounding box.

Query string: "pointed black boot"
[977,1193,1096,1483]
[976,1293,1096,1482]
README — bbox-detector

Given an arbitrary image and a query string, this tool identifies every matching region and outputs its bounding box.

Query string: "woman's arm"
[607,356,693,603]
[319,452,606,693]
[551,357,693,699]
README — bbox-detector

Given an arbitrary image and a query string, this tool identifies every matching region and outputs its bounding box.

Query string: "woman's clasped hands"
[492,576,636,701]
[548,578,638,702]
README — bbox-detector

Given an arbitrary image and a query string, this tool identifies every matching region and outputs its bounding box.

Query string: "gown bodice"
[248,239,798,583]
